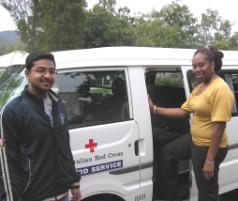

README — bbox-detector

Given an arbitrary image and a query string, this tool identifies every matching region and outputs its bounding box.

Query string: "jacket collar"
[23,85,60,104]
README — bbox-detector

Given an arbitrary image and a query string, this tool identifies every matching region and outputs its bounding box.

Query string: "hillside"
[0,30,20,48]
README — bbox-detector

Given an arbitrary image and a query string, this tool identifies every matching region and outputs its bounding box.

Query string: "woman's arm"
[148,95,189,118]
[203,122,226,179]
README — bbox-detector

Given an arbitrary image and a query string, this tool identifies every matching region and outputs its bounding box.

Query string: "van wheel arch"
[82,193,125,201]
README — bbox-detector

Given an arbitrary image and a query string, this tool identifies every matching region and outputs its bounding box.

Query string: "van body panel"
[1,47,238,201]
[70,120,141,198]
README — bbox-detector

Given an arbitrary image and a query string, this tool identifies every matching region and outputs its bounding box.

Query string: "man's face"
[25,59,56,95]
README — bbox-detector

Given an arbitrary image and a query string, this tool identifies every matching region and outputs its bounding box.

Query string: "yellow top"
[181,77,234,147]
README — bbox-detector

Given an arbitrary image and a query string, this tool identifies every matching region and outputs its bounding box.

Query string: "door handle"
[134,140,139,156]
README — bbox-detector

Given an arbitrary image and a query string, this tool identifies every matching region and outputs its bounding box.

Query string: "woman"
[149,45,234,201]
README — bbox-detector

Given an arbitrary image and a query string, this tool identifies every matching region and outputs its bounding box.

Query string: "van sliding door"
[54,67,141,200]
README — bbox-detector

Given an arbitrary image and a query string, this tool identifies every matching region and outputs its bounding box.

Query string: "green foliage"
[99,0,116,13]
[33,0,86,51]
[198,9,233,47]
[83,3,135,48]
[2,0,238,50]
[155,77,183,87]
[3,0,86,52]
[2,42,26,53]
[133,16,156,46]
[229,33,238,50]
[155,72,184,87]
[134,1,199,48]
[2,0,34,49]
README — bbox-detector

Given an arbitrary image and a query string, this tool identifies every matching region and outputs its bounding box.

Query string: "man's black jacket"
[0,87,80,201]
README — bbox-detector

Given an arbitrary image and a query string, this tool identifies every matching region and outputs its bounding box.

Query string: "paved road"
[221,189,238,201]
[153,189,238,201]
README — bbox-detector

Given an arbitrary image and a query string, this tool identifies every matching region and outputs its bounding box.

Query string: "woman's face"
[192,52,215,83]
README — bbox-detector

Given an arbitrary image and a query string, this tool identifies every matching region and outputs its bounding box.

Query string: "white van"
[0,51,27,69]
[1,47,238,201]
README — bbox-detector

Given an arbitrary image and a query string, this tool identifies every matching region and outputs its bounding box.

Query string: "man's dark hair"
[25,51,56,70]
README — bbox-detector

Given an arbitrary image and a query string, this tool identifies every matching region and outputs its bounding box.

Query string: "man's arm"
[1,108,24,201]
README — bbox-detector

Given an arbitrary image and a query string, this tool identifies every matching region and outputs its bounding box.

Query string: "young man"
[0,52,80,201]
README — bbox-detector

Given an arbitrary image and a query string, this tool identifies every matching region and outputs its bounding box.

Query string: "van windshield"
[0,65,25,109]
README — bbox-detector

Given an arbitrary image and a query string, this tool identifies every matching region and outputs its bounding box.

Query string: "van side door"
[54,67,142,200]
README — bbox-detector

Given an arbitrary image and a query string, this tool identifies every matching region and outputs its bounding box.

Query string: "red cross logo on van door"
[85,139,98,153]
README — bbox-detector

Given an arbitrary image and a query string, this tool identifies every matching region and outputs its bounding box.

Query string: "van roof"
[53,46,238,70]
[0,51,28,68]
[2,47,238,70]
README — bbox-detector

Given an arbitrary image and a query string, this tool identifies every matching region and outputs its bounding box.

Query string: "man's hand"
[0,138,4,148]
[71,187,81,201]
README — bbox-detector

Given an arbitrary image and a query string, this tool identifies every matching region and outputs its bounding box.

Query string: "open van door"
[181,66,238,199]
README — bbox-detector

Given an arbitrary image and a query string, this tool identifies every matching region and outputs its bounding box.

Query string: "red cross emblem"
[85,139,98,153]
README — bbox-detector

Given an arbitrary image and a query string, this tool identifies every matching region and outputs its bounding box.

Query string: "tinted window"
[55,70,130,128]
[223,73,238,114]
[0,65,25,108]
[187,70,238,115]
[146,71,184,87]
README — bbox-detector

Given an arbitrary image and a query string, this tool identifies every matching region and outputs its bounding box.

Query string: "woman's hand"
[203,160,215,180]
[203,122,226,180]
[148,95,154,109]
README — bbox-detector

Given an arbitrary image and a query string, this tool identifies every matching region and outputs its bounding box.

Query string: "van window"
[146,70,189,133]
[146,71,183,87]
[0,65,25,109]
[55,70,130,128]
[187,70,238,115]
[223,73,238,114]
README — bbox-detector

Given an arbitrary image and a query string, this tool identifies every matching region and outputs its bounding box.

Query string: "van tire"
[82,194,124,201]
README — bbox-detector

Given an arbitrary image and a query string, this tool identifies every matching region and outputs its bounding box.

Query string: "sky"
[0,6,16,31]
[1,0,238,33]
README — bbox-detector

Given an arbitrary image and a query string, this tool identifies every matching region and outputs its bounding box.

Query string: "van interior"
[146,70,191,201]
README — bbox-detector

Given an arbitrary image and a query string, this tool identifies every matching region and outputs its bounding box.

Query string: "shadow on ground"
[221,188,238,201]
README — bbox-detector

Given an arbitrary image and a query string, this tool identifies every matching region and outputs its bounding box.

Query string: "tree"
[198,9,233,48]
[157,1,198,48]
[83,1,135,48]
[2,0,39,50]
[36,0,86,51]
[229,32,238,50]
[133,15,156,46]
[134,1,199,48]
[99,0,116,13]
[2,0,86,51]
[2,0,235,50]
